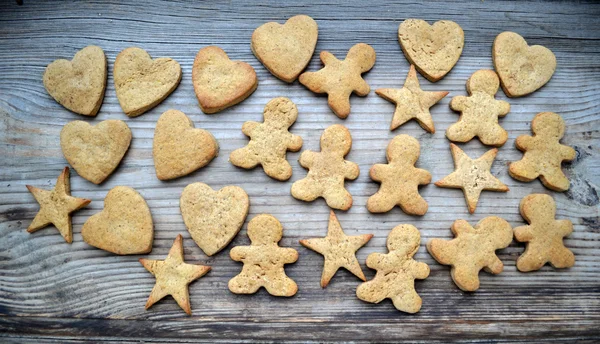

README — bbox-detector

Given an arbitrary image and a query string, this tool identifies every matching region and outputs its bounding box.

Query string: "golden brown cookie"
[493,31,556,97]
[60,120,132,184]
[26,167,91,243]
[398,19,464,82]
[299,43,376,119]
[356,224,429,313]
[192,46,258,114]
[229,214,298,297]
[446,70,511,146]
[140,234,211,315]
[153,109,218,181]
[81,186,153,255]
[251,15,318,83]
[509,112,575,192]
[180,182,249,256]
[435,144,509,214]
[427,217,513,291]
[367,134,431,216]
[514,194,575,272]
[114,47,182,117]
[291,124,359,211]
[43,45,107,116]
[229,97,303,181]
[300,211,372,288]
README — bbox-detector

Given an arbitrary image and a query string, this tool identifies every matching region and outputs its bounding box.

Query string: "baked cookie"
[230,97,303,181]
[299,43,376,119]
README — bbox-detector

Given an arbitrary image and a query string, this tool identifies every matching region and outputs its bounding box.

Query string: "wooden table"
[1,1,599,342]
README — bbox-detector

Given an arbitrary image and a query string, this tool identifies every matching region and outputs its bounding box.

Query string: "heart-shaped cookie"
[60,120,131,184]
[180,182,249,256]
[114,47,182,117]
[493,31,556,97]
[153,109,219,180]
[192,46,258,114]
[43,45,107,116]
[398,19,464,82]
[82,186,153,255]
[251,15,318,83]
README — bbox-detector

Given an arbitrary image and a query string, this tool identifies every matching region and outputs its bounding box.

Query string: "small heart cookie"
[153,109,219,180]
[114,47,182,117]
[252,15,318,83]
[493,31,556,97]
[82,186,153,255]
[60,120,131,184]
[192,46,258,114]
[43,45,107,116]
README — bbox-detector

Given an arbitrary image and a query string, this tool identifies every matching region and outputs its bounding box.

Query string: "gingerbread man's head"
[531,112,565,140]
[346,43,377,73]
[264,97,299,129]
[387,134,421,164]
[320,124,353,156]
[387,224,421,257]
[520,193,555,224]
[466,70,500,96]
[247,214,283,246]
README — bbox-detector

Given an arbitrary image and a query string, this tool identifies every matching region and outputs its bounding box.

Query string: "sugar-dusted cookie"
[356,224,430,313]
[230,97,303,181]
[300,211,372,288]
[26,167,91,243]
[140,234,211,315]
[427,217,512,291]
[493,31,556,97]
[367,135,431,216]
[514,194,575,272]
[114,47,182,117]
[299,43,376,119]
[435,144,508,214]
[446,70,511,146]
[180,182,249,256]
[398,19,464,82]
[153,109,218,181]
[509,112,575,192]
[60,120,132,184]
[291,124,359,211]
[81,186,153,255]
[251,15,318,83]
[43,45,107,116]
[229,214,298,297]
[192,46,258,114]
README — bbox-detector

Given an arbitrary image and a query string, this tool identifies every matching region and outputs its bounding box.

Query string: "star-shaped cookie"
[376,65,448,132]
[26,167,91,243]
[300,211,372,287]
[435,144,509,213]
[139,234,211,315]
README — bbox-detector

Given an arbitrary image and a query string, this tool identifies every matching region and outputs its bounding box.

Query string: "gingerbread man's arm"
[299,150,317,169]
[354,78,370,97]
[559,144,576,161]
[287,133,303,152]
[242,121,260,137]
[230,246,252,262]
[513,225,534,242]
[320,51,338,66]
[366,252,393,271]
[451,219,471,236]
[344,160,360,180]
[281,247,299,264]
[449,96,468,112]
[410,260,430,279]
[415,167,432,185]
[497,100,511,117]
[369,164,388,182]
[515,135,534,151]
[556,219,573,237]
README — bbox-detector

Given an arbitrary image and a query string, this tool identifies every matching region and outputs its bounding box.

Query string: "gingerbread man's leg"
[322,184,353,210]
[479,124,508,146]
[398,189,428,216]
[263,159,293,181]
[291,177,323,202]
[328,90,352,119]
[391,287,422,314]
[509,158,539,182]
[548,246,575,269]
[264,274,298,297]
[356,279,388,304]
[367,186,399,213]
[516,244,547,272]
[228,272,261,294]
[540,170,570,192]
[230,146,260,169]
[446,121,475,143]
[451,265,481,291]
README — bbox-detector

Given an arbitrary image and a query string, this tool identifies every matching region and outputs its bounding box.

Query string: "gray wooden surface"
[1,0,599,342]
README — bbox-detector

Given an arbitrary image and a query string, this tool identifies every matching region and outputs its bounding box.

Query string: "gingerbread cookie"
[43,45,107,116]
[514,194,575,272]
[192,46,258,114]
[114,47,182,117]
[291,124,359,211]
[509,112,575,192]
[446,70,511,146]
[299,43,376,118]
[230,97,303,181]
[367,135,431,216]
[251,15,318,83]
[356,224,430,313]
[153,109,218,181]
[427,217,512,291]
[229,214,298,297]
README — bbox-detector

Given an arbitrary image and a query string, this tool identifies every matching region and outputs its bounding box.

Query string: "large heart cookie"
[82,186,153,255]
[180,183,249,256]
[192,46,258,114]
[398,19,464,82]
[493,31,556,97]
[114,47,182,117]
[153,109,219,180]
[60,120,131,184]
[43,45,107,116]
[251,15,318,83]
